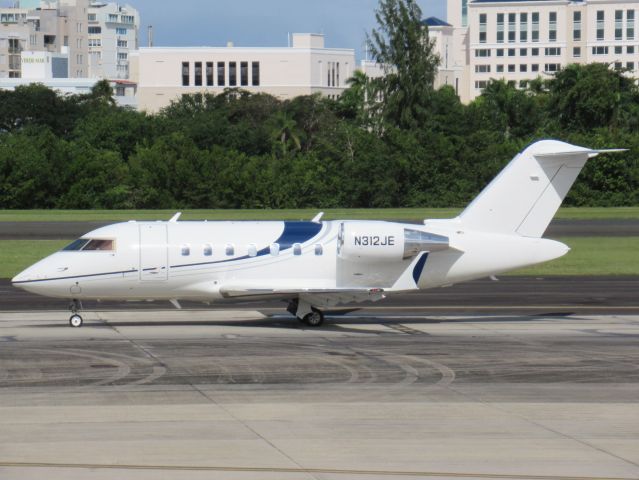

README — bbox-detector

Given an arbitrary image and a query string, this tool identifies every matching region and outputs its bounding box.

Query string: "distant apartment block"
[0,0,89,79]
[431,0,639,103]
[87,2,139,79]
[131,33,356,113]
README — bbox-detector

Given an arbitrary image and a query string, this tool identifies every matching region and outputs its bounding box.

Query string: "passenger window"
[63,239,89,251]
[270,243,280,256]
[315,244,323,256]
[203,244,212,256]
[248,244,257,257]
[82,239,115,251]
[181,244,190,256]
[226,244,235,256]
[293,243,302,256]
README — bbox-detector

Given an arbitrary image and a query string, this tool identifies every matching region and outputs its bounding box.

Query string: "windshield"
[62,239,115,252]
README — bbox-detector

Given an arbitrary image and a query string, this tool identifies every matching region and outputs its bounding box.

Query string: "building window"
[229,61,237,86]
[121,15,134,24]
[474,80,487,90]
[628,45,635,54]
[251,61,260,86]
[240,61,248,86]
[616,10,624,40]
[497,13,504,43]
[88,13,96,21]
[520,48,527,56]
[182,61,189,86]
[627,61,635,70]
[77,54,83,65]
[462,0,468,27]
[628,10,635,40]
[592,46,609,55]
[206,62,214,86]
[532,12,539,42]
[519,80,528,88]
[532,64,539,72]
[508,13,516,42]
[544,63,560,72]
[217,62,225,86]
[116,27,127,35]
[508,48,515,57]
[573,47,581,57]
[475,49,491,57]
[479,13,487,43]
[475,64,490,73]
[597,11,604,40]
[88,39,101,47]
[76,22,82,33]
[194,61,202,86]
[496,64,504,73]
[508,64,515,72]
[44,35,56,46]
[520,13,528,42]
[29,34,37,46]
[520,64,527,72]
[549,12,557,42]
[531,48,539,56]
[88,26,101,34]
[545,47,561,56]
[496,48,504,57]
[118,53,127,61]
[108,14,118,22]
[573,11,581,41]
[615,45,622,54]
[118,40,128,48]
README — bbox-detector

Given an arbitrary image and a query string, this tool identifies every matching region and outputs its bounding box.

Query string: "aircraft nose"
[11,268,31,288]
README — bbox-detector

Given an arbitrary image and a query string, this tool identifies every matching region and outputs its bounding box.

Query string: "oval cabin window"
[315,244,323,256]
[226,244,235,256]
[203,244,213,256]
[270,243,280,256]
[181,244,190,256]
[293,243,302,256]
[248,244,257,257]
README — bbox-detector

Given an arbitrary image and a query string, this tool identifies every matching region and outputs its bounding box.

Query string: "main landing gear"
[68,299,83,328]
[287,300,325,327]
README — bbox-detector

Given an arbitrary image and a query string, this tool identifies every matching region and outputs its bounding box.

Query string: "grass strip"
[0,207,638,222]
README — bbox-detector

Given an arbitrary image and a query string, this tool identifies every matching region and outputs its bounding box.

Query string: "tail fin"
[458,140,624,238]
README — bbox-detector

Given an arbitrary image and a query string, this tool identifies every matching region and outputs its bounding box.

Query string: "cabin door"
[139,224,168,281]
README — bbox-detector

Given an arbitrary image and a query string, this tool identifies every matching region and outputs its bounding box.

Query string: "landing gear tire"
[303,309,324,327]
[69,314,83,328]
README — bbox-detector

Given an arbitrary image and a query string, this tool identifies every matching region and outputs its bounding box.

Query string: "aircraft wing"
[219,285,386,306]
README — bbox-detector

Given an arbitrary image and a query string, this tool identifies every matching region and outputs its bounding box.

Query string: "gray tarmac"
[1,309,639,480]
[2,218,639,239]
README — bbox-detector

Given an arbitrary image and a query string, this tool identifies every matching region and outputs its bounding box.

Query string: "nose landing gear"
[68,299,83,328]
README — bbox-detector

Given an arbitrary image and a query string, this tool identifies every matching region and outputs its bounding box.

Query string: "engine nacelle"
[338,222,449,262]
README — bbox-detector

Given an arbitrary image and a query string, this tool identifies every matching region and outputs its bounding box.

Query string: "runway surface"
[2,276,638,314]
[2,218,639,239]
[0,310,638,479]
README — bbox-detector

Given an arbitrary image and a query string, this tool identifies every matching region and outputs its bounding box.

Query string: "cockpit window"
[62,238,115,252]
[83,239,115,251]
[63,239,90,251]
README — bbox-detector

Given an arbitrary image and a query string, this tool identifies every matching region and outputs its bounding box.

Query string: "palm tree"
[270,111,301,155]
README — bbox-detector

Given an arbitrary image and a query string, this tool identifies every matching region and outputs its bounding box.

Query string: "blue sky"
[130,0,447,60]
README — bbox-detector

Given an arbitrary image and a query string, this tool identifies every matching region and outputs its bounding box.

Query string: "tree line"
[0,0,637,210]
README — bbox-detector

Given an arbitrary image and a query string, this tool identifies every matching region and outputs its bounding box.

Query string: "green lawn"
[1,237,637,280]
[1,207,638,222]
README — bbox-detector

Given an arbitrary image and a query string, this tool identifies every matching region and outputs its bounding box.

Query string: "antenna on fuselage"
[169,212,182,223]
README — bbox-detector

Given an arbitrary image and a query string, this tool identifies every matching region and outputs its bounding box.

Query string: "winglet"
[311,212,324,223]
[169,299,182,310]
[389,252,429,292]
[169,212,182,223]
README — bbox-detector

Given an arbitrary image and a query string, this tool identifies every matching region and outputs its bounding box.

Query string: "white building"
[132,33,356,113]
[87,2,139,79]
[442,0,639,102]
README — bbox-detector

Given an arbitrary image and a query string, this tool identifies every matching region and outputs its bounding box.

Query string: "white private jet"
[12,140,622,328]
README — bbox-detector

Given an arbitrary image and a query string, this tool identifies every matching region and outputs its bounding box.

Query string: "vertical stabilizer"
[458,140,618,238]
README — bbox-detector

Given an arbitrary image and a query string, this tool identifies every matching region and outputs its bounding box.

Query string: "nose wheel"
[68,299,84,328]
[69,314,83,328]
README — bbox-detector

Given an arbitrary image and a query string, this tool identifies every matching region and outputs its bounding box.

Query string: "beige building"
[0,0,89,79]
[132,33,355,113]
[440,0,639,102]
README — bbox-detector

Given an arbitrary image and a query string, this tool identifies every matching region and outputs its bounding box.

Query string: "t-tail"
[457,140,625,238]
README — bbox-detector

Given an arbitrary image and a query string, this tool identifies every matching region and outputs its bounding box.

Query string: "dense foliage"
[0,1,637,209]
